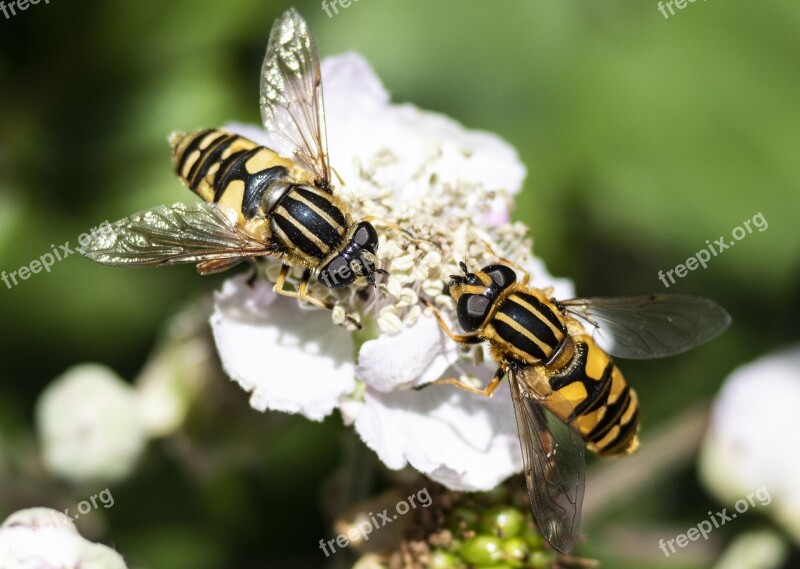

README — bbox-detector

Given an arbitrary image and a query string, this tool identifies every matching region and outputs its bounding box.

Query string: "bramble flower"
[211,53,573,491]
[0,508,128,569]
[700,345,800,544]
[36,364,147,484]
[35,308,213,483]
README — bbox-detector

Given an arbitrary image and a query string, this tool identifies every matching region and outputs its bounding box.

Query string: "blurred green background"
[0,0,798,567]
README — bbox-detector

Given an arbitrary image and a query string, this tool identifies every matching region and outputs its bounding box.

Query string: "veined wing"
[260,8,330,187]
[509,367,586,553]
[80,202,275,267]
[560,294,731,360]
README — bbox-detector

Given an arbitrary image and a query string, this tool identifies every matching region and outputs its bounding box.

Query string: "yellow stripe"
[594,425,620,450]
[180,150,200,179]
[620,390,638,425]
[301,185,334,201]
[274,206,331,255]
[510,296,564,339]
[461,284,487,295]
[495,312,551,353]
[477,272,493,286]
[290,193,346,235]
[271,223,295,251]
[557,381,587,410]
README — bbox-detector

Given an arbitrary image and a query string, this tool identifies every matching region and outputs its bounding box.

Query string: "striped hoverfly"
[82,9,399,324]
[424,254,731,552]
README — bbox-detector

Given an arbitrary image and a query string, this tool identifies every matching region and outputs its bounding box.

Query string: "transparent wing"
[509,368,585,553]
[80,202,275,267]
[560,294,731,360]
[260,8,330,186]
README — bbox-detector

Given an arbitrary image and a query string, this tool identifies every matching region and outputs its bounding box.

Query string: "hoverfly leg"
[417,366,505,398]
[332,166,345,187]
[424,300,483,345]
[274,265,362,329]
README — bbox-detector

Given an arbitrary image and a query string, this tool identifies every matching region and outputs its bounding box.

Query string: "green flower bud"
[529,550,555,569]
[461,535,504,565]
[428,549,460,569]
[480,506,524,538]
[502,536,529,566]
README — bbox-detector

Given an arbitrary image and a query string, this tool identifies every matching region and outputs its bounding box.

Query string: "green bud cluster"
[427,486,556,569]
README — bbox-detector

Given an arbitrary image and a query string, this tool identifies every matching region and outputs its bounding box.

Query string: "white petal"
[36,365,147,484]
[0,508,128,569]
[211,275,356,421]
[355,375,521,491]
[228,51,525,225]
[356,315,459,392]
[713,530,788,569]
[321,52,389,115]
[700,345,800,543]
[2,509,78,532]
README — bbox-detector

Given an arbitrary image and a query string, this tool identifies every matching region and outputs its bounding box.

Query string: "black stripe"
[241,165,288,219]
[501,296,559,350]
[491,319,547,360]
[190,134,236,189]
[517,292,564,332]
[295,188,346,227]
[602,408,640,455]
[177,129,214,177]
[272,213,325,259]
[587,385,631,443]
[549,342,587,391]
[280,193,344,248]
[574,362,614,416]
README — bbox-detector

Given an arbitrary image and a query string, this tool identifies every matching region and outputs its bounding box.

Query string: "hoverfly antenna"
[459,261,469,274]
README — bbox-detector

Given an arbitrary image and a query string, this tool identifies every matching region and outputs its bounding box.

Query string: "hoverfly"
[82,9,396,321]
[424,255,731,552]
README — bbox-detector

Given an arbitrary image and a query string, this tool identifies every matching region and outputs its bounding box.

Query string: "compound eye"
[353,222,379,253]
[319,256,355,289]
[327,257,348,276]
[484,264,516,288]
[466,295,490,319]
[354,225,370,246]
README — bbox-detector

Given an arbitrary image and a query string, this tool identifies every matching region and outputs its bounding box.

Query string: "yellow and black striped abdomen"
[269,185,348,261]
[545,335,640,457]
[171,129,297,222]
[172,130,351,264]
[486,290,567,365]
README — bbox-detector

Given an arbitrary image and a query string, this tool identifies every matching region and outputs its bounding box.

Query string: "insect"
[424,255,731,552]
[82,9,398,321]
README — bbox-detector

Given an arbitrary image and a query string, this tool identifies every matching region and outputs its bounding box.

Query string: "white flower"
[712,530,788,569]
[36,364,147,484]
[211,53,574,491]
[0,508,128,569]
[700,345,800,544]
[211,276,356,421]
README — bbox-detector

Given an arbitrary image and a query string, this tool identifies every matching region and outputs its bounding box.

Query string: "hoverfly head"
[318,222,380,289]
